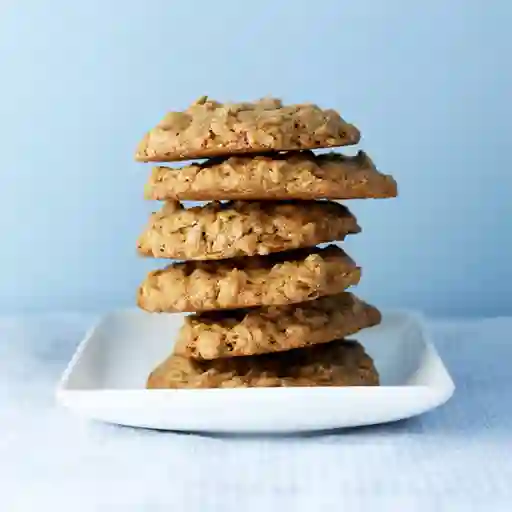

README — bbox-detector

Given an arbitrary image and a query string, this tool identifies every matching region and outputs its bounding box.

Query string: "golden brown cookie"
[174,292,381,359]
[137,245,361,313]
[146,151,398,201]
[135,97,360,162]
[137,200,360,261]
[147,339,379,389]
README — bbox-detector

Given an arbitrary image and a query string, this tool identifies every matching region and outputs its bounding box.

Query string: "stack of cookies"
[135,97,397,389]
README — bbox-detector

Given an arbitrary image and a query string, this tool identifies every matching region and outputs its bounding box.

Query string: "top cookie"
[146,150,398,201]
[135,97,361,162]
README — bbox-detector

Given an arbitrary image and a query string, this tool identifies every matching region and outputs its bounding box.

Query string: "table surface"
[1,313,511,511]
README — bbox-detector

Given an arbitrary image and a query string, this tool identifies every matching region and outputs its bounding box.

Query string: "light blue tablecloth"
[1,314,511,511]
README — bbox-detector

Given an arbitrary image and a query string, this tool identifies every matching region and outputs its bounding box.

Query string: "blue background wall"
[0,0,510,316]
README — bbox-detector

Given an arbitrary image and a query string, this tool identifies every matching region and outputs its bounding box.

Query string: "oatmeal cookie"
[146,151,397,200]
[135,97,360,162]
[137,200,360,260]
[137,245,360,312]
[174,292,381,359]
[147,339,378,389]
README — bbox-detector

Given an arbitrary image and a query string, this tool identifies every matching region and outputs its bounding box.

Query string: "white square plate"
[56,310,455,433]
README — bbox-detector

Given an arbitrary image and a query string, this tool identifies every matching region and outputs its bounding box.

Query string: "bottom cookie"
[147,339,379,389]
